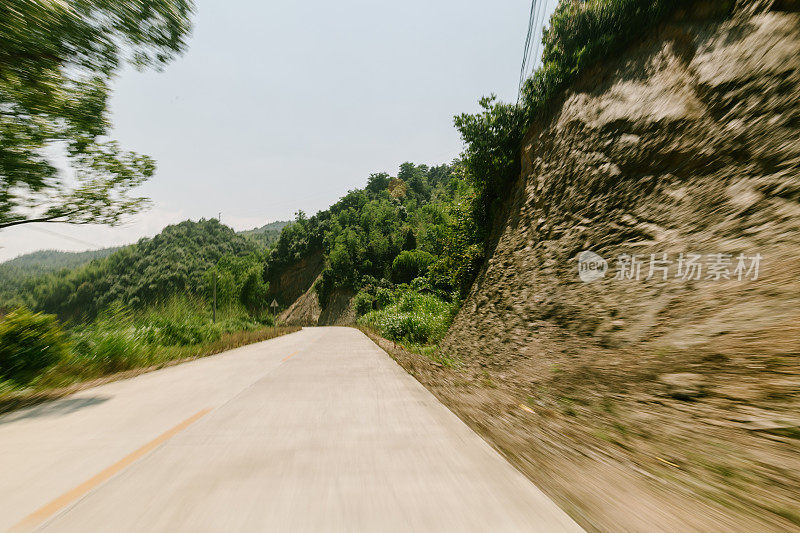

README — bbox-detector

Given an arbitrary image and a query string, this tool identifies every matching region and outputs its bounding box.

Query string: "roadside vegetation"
[262,161,476,357]
[4,219,267,321]
[0,221,293,394]
[0,301,297,398]
[356,283,458,346]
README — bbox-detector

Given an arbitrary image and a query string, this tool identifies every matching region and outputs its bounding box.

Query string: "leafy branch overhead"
[0,0,195,229]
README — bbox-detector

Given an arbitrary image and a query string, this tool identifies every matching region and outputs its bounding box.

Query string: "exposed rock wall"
[278,274,322,326]
[437,3,800,530]
[265,250,323,309]
[446,4,800,382]
[275,268,355,327]
[318,289,356,326]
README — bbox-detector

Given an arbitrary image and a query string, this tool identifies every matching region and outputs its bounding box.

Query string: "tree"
[240,266,270,313]
[388,178,407,200]
[365,172,390,194]
[391,250,435,284]
[0,0,195,229]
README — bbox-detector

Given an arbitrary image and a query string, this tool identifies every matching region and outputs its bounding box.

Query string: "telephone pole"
[212,269,217,323]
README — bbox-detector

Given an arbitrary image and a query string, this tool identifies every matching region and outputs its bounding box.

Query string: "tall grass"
[0,296,294,396]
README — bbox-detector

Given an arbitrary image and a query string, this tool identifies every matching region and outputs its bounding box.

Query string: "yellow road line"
[10,408,211,532]
[281,351,299,362]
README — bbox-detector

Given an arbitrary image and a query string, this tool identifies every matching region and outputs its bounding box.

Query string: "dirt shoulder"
[363,327,800,532]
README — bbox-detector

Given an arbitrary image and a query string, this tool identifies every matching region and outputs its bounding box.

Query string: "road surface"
[0,327,583,532]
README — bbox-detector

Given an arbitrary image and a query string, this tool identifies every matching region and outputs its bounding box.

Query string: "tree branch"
[0,211,81,230]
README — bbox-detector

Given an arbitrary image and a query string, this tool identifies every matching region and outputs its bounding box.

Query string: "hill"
[0,248,119,304]
[0,248,120,272]
[238,220,291,248]
[262,162,471,330]
[17,219,263,321]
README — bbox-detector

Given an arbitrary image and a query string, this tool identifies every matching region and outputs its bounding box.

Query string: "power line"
[528,0,550,80]
[23,224,106,249]
[517,0,554,102]
[517,0,539,103]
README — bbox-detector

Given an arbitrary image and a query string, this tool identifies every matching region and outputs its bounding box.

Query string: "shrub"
[0,307,69,385]
[353,291,375,316]
[240,266,270,313]
[259,314,276,327]
[151,318,221,346]
[375,287,394,309]
[358,289,455,345]
[391,250,436,284]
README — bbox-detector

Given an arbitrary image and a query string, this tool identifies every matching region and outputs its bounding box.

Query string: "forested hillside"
[263,161,478,343]
[239,220,290,248]
[3,158,475,336]
[0,248,118,303]
[8,220,266,322]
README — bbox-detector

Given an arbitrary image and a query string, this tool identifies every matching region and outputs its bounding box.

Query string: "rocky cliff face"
[447,4,800,363]
[437,3,800,530]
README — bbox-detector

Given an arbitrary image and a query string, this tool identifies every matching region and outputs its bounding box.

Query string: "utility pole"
[212,270,217,323]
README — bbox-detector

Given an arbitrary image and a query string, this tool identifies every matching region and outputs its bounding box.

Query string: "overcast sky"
[1,0,557,262]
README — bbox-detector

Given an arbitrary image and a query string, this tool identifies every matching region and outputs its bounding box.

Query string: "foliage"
[391,250,435,284]
[454,95,524,244]
[70,327,148,374]
[0,307,69,385]
[388,178,407,200]
[358,289,457,345]
[239,266,270,313]
[13,219,260,321]
[353,291,375,316]
[374,287,394,309]
[0,0,195,228]
[0,297,292,392]
[0,247,119,306]
[263,162,464,308]
[427,190,484,297]
[238,221,291,247]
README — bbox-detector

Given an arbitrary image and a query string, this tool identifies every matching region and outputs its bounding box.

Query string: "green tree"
[365,172,390,194]
[0,0,195,229]
[240,266,270,313]
[391,250,435,284]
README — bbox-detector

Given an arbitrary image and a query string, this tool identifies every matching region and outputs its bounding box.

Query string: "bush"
[391,250,436,284]
[0,307,69,385]
[240,266,269,313]
[375,287,394,309]
[358,290,456,345]
[150,318,221,346]
[353,291,375,316]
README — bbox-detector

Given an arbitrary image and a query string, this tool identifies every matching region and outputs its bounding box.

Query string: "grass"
[0,326,300,413]
[0,298,300,407]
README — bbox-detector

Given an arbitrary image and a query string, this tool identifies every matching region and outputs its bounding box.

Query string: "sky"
[0,0,557,262]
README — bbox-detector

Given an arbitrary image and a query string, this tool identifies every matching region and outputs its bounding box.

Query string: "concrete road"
[0,327,582,532]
